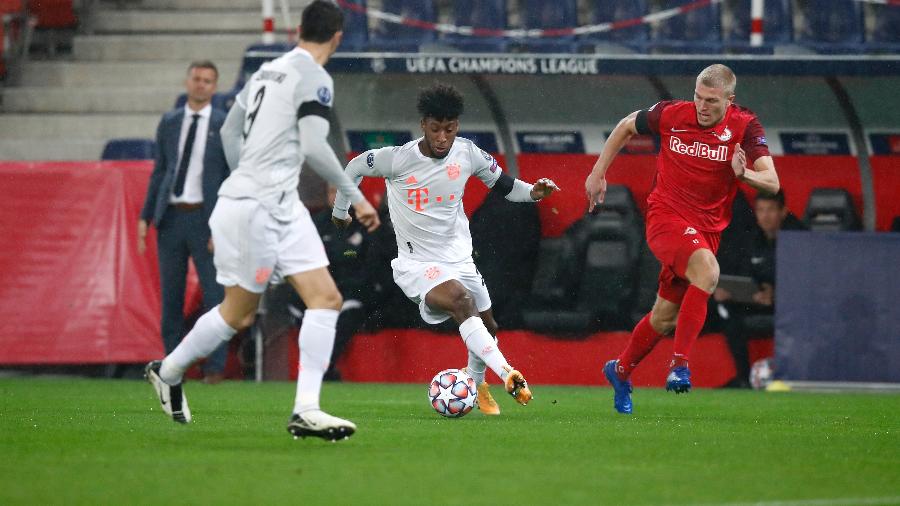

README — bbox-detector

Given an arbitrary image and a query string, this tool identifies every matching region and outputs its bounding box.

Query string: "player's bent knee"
[687,250,720,292]
[449,290,478,321]
[307,290,343,311]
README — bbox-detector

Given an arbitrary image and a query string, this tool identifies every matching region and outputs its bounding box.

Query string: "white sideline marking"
[692,497,900,506]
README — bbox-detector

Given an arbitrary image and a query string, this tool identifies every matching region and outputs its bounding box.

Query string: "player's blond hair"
[696,64,736,97]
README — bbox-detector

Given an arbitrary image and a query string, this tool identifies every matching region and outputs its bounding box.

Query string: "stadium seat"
[649,0,723,54]
[580,0,649,54]
[26,0,75,29]
[101,139,157,160]
[865,3,900,54]
[724,0,792,53]
[523,185,643,333]
[470,191,541,328]
[804,188,861,231]
[796,0,864,54]
[443,0,509,53]
[368,0,436,52]
[570,185,644,323]
[512,0,579,53]
[338,0,369,52]
[26,0,76,55]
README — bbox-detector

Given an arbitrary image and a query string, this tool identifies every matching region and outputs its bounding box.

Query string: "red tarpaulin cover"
[0,161,171,364]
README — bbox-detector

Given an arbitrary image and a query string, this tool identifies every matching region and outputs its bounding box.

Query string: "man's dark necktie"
[173,113,200,197]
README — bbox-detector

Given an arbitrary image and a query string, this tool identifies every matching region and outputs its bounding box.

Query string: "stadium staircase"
[0,0,270,160]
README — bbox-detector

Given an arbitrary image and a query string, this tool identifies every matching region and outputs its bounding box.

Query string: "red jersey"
[636,100,770,232]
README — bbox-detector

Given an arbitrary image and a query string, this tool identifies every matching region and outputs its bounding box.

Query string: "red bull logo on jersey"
[669,136,728,162]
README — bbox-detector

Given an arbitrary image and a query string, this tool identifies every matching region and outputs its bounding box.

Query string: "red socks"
[671,284,711,367]
[616,314,662,380]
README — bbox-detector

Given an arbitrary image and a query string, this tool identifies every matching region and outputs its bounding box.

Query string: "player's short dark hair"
[755,190,785,208]
[417,83,464,121]
[300,0,344,43]
[187,60,218,80]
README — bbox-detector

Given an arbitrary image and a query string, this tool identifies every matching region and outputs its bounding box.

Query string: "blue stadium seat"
[338,0,368,52]
[368,0,436,52]
[580,0,649,53]
[796,0,864,54]
[443,0,508,53]
[101,138,156,160]
[725,0,792,54]
[649,0,722,54]
[512,0,579,53]
[865,3,900,54]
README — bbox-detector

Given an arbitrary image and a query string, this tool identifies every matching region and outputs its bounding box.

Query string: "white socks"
[459,316,509,381]
[293,309,338,414]
[160,305,236,385]
[466,350,488,385]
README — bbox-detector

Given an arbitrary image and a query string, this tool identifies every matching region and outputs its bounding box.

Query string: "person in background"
[715,191,805,388]
[138,60,230,384]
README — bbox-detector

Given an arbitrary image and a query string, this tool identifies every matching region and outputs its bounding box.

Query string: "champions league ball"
[750,358,774,390]
[428,368,477,418]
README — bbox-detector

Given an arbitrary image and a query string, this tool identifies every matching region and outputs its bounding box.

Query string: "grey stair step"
[92,9,272,34]
[2,86,182,113]
[72,34,260,61]
[0,113,159,140]
[0,139,111,161]
[19,61,241,87]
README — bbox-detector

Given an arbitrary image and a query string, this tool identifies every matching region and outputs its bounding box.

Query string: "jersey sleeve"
[741,118,771,164]
[293,69,334,120]
[469,143,502,188]
[234,81,250,110]
[635,100,676,136]
[332,147,396,219]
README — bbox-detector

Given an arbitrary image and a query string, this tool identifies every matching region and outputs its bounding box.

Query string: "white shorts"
[209,197,328,293]
[391,257,492,324]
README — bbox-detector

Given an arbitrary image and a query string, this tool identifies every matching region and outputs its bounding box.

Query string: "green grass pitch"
[1,378,898,505]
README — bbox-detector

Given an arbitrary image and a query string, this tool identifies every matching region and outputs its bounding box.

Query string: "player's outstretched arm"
[585,110,639,212]
[732,144,780,195]
[332,148,393,229]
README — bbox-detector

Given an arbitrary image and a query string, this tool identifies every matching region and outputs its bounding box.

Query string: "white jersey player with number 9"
[145,1,380,442]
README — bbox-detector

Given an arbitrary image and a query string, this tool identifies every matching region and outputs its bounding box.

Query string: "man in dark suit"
[138,60,231,383]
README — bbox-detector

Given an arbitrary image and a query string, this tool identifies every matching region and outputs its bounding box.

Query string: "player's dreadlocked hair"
[417,83,464,121]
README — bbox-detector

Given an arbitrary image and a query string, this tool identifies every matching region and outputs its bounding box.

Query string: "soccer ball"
[428,368,477,418]
[750,358,774,390]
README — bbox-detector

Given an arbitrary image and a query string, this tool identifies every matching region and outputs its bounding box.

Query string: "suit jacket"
[140,106,231,226]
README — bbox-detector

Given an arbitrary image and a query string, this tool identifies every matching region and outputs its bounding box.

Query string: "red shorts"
[645,205,721,304]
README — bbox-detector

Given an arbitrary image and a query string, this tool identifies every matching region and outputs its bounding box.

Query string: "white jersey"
[335,137,502,264]
[218,47,334,221]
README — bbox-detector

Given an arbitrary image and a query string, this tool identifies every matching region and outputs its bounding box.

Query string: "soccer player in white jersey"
[333,84,559,414]
[145,1,380,441]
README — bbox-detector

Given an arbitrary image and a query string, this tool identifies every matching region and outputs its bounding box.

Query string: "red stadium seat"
[870,156,900,232]
[518,153,656,237]
[740,155,863,221]
[26,0,76,28]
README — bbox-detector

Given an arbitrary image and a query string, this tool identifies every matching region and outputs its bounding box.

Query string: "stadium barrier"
[0,155,889,376]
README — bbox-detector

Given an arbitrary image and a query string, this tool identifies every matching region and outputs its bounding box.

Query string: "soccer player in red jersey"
[584,64,780,414]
